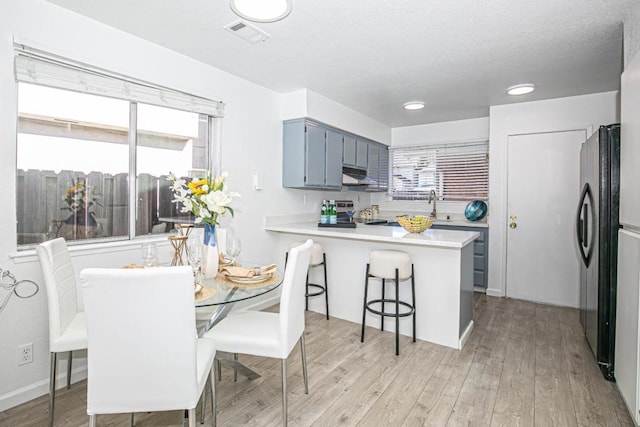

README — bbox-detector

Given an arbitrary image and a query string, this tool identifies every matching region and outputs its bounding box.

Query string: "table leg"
[215,352,261,381]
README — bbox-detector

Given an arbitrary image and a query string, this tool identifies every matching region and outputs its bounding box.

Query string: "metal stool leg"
[395,268,400,356]
[305,272,310,311]
[411,264,416,342]
[361,264,370,342]
[323,254,329,320]
[381,279,386,331]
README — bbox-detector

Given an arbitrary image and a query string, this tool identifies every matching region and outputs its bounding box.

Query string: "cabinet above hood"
[342,166,376,186]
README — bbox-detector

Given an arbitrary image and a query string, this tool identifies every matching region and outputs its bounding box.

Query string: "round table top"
[194,263,283,307]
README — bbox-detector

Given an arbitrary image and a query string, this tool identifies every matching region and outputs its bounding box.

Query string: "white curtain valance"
[14,44,225,118]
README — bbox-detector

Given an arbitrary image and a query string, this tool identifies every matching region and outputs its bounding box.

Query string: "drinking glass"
[140,243,158,267]
[187,241,204,286]
[346,210,356,223]
[226,236,242,265]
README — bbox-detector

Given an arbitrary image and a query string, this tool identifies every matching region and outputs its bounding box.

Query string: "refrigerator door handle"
[583,203,589,247]
[576,183,596,267]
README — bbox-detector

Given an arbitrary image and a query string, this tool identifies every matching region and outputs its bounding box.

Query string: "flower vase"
[203,223,219,279]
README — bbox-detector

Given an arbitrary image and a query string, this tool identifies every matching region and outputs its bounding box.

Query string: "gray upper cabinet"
[355,139,368,169]
[366,143,389,192]
[283,118,343,190]
[343,135,368,169]
[343,135,356,166]
[283,117,387,191]
[325,129,343,188]
[304,122,326,186]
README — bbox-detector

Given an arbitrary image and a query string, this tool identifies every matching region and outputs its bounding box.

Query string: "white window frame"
[14,44,225,248]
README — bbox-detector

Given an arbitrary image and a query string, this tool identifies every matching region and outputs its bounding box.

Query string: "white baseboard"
[0,366,87,412]
[485,287,503,297]
[458,320,474,350]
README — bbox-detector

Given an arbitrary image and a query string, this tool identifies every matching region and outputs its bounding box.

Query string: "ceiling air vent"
[223,20,270,44]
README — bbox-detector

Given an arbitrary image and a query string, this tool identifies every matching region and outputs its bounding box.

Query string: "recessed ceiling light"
[507,83,536,96]
[403,101,425,111]
[229,0,293,23]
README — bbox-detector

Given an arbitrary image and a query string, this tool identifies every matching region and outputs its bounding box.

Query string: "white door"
[506,130,586,307]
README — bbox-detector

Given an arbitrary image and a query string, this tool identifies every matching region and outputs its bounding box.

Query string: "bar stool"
[361,249,416,355]
[286,241,329,320]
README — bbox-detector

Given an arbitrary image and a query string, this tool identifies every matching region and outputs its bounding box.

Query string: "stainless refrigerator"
[576,123,620,382]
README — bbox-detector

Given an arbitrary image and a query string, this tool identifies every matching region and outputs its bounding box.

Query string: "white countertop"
[265,220,479,249]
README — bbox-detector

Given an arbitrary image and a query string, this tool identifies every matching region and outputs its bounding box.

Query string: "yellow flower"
[188,179,209,195]
[66,184,84,196]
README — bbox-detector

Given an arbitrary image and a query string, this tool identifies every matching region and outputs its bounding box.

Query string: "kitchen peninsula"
[266,217,479,349]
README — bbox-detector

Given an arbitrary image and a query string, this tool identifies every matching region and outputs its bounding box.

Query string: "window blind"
[389,140,489,201]
[14,44,225,118]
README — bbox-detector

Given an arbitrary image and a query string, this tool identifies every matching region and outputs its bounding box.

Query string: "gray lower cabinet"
[431,224,489,289]
[283,119,342,190]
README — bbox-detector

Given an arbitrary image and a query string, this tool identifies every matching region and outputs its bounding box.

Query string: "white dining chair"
[36,238,87,427]
[79,266,216,427]
[204,239,313,427]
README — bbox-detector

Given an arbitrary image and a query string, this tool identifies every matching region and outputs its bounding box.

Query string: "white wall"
[625,7,640,68]
[281,88,391,145]
[391,117,490,147]
[487,91,619,297]
[371,117,490,216]
[0,0,362,411]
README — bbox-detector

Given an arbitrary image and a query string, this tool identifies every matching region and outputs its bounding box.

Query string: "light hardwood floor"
[0,294,634,426]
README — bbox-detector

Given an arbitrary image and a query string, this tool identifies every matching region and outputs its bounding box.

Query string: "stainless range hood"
[342,166,376,186]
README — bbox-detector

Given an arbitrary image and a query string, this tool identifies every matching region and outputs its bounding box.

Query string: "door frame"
[504,128,588,304]
[488,123,594,298]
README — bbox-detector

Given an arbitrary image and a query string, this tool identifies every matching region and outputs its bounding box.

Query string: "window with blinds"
[389,140,489,201]
[13,43,225,248]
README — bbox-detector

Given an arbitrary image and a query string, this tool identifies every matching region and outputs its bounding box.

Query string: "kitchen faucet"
[428,189,437,218]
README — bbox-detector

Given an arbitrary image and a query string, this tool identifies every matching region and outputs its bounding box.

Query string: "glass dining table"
[194,266,284,380]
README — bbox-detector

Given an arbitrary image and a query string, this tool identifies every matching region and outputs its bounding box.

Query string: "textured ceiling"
[46,0,637,127]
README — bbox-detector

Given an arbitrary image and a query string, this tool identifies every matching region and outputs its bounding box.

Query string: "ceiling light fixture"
[403,101,425,111]
[229,0,293,23]
[506,83,536,96]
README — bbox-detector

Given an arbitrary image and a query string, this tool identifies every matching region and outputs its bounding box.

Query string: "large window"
[14,47,224,247]
[389,140,489,201]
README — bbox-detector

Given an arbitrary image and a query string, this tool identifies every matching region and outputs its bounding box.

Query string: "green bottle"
[320,200,328,224]
[329,200,337,224]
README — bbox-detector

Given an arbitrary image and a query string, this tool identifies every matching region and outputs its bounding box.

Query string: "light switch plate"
[253,172,263,190]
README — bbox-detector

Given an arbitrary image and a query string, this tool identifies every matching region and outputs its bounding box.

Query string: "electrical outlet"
[17,343,33,366]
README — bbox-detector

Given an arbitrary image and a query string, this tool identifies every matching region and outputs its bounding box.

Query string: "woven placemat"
[195,286,216,302]
[216,272,283,288]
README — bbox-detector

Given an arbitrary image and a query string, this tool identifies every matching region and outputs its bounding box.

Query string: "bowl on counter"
[396,215,435,233]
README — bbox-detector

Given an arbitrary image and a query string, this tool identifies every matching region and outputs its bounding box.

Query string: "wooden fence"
[16,169,185,245]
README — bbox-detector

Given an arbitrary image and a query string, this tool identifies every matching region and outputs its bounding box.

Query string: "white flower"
[167,172,239,225]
